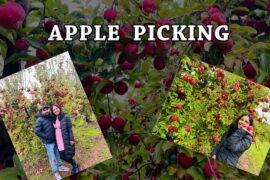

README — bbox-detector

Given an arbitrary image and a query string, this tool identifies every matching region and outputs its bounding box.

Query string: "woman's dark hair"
[225,114,254,138]
[50,104,65,122]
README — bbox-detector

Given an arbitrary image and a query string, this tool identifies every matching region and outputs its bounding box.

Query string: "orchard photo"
[154,57,270,175]
[0,53,111,179]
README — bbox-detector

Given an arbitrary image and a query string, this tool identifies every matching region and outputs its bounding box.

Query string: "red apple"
[125,43,138,57]
[142,43,155,56]
[98,115,112,130]
[185,125,191,132]
[189,78,196,85]
[129,133,140,146]
[115,42,124,51]
[171,115,179,121]
[212,135,219,142]
[119,25,133,41]
[100,80,114,94]
[25,60,41,68]
[170,48,179,56]
[114,81,128,95]
[149,147,155,153]
[243,62,257,79]
[163,77,173,89]
[247,126,253,132]
[45,19,59,33]
[175,104,183,110]
[207,5,221,15]
[211,12,226,25]
[134,81,142,88]
[203,160,219,178]
[177,153,193,168]
[153,57,166,70]
[84,73,101,83]
[0,2,25,29]
[128,98,138,105]
[218,37,233,53]
[103,8,117,22]
[168,125,174,132]
[183,74,189,81]
[120,60,135,70]
[15,39,29,50]
[156,38,172,52]
[36,48,50,60]
[142,0,157,14]
[112,117,126,131]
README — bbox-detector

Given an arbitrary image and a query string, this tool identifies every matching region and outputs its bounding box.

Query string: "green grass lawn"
[237,138,270,175]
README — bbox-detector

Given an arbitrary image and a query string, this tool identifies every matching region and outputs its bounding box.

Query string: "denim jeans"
[45,143,62,173]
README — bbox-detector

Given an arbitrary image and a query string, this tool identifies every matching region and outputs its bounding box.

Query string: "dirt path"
[25,135,108,179]
[59,135,106,178]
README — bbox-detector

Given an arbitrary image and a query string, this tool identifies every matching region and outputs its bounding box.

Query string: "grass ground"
[21,121,111,180]
[237,139,270,176]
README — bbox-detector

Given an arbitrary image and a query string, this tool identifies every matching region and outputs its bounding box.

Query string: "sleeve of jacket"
[35,118,47,140]
[65,115,75,141]
[226,128,252,152]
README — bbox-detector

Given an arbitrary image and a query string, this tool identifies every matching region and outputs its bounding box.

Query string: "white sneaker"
[54,172,62,180]
[58,165,70,172]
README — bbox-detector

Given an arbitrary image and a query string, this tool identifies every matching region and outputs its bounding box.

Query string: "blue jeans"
[45,143,62,173]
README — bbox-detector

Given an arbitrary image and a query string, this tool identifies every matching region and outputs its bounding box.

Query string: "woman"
[211,114,254,167]
[51,104,80,174]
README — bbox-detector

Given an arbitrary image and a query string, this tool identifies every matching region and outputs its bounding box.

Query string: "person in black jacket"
[51,104,80,174]
[211,114,254,167]
[35,105,69,180]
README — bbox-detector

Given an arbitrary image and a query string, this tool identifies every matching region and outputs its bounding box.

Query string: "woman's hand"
[70,141,75,145]
[212,155,216,159]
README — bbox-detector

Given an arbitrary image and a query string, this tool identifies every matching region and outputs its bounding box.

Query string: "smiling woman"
[211,114,254,167]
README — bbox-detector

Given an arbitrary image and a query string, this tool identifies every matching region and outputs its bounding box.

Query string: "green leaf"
[26,37,49,52]
[0,0,7,5]
[162,141,176,152]
[13,154,24,172]
[205,0,216,4]
[167,165,177,175]
[0,168,24,180]
[186,166,204,179]
[259,52,270,73]
[5,52,39,65]
[238,26,257,34]
[0,39,7,58]
[230,24,256,34]
[207,44,224,65]
[232,6,249,13]
[249,42,270,52]
[0,26,14,44]
[177,167,186,178]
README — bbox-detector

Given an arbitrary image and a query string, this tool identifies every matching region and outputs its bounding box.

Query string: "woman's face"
[52,106,60,116]
[238,115,250,129]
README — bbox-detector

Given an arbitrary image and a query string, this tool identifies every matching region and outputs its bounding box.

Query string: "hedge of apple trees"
[0,62,92,159]
[1,0,270,179]
[154,56,270,155]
